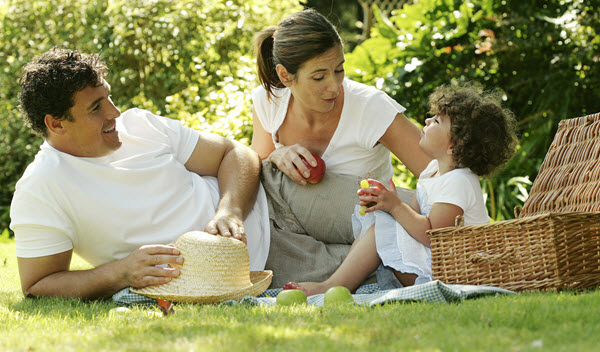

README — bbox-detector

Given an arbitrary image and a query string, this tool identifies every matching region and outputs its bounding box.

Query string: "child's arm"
[358,179,463,247]
[416,203,463,246]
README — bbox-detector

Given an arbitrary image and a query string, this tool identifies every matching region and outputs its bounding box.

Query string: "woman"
[252,8,431,287]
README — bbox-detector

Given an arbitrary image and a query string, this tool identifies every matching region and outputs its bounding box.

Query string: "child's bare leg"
[294,225,381,296]
[393,271,417,287]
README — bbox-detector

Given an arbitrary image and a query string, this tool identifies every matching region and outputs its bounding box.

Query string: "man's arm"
[18,245,182,300]
[184,132,261,243]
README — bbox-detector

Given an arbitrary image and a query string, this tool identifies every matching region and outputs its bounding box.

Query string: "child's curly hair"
[428,82,517,176]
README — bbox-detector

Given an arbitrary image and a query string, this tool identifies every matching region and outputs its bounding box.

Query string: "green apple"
[324,286,354,306]
[108,307,132,317]
[276,289,307,306]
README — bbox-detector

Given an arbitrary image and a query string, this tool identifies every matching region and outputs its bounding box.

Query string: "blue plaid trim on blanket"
[113,280,514,307]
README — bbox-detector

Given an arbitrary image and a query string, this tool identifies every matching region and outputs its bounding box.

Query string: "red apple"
[300,153,326,184]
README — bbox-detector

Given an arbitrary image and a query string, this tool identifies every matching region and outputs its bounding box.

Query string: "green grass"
[1,239,599,351]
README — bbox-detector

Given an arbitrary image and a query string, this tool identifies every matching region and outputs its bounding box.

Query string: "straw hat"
[132,231,272,303]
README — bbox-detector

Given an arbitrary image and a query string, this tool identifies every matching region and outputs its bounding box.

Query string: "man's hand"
[17,244,184,299]
[121,244,183,289]
[185,130,260,247]
[205,211,247,245]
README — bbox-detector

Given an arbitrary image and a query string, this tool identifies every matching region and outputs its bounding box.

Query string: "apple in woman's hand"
[300,153,326,184]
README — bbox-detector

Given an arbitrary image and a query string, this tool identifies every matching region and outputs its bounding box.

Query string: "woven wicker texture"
[520,113,600,217]
[132,231,272,303]
[430,112,600,292]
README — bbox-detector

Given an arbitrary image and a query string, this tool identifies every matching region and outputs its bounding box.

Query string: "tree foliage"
[345,0,600,220]
[2,0,598,233]
[0,0,302,233]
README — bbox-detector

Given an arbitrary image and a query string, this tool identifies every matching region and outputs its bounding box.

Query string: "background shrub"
[0,0,302,234]
[2,0,599,235]
[345,0,600,220]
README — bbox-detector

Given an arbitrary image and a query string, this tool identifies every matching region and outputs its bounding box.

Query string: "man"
[10,47,270,299]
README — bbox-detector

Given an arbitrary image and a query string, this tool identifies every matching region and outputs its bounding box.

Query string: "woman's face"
[286,46,345,114]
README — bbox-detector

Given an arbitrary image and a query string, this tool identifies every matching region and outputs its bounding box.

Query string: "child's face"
[419,114,453,159]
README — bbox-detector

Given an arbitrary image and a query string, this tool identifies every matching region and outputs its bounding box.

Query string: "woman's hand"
[357,178,403,214]
[267,144,317,185]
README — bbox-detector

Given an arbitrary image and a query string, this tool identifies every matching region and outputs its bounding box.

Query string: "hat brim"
[131,270,273,304]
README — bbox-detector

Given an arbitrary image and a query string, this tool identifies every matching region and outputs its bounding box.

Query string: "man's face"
[59,80,122,157]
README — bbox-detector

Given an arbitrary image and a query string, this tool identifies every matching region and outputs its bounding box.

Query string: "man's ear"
[275,64,294,87]
[44,114,66,136]
[446,144,454,157]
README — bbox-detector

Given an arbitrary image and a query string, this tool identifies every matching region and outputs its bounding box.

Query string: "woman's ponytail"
[253,27,283,101]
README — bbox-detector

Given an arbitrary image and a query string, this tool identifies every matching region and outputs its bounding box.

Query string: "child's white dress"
[352,160,490,285]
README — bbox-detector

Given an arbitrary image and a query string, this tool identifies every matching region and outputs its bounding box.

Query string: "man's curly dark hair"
[18,47,108,137]
[428,82,517,176]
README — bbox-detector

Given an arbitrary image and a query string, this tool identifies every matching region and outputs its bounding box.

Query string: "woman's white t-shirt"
[252,79,406,181]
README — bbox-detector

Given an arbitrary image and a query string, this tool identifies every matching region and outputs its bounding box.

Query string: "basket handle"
[454,215,464,227]
[469,249,515,264]
[514,206,522,218]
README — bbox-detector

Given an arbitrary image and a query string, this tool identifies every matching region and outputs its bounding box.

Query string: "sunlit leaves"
[346,0,600,220]
[0,0,302,233]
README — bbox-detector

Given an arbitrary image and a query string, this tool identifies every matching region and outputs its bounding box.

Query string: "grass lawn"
[1,233,599,352]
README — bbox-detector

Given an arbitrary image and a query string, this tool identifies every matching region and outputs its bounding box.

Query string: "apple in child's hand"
[276,289,307,306]
[358,179,377,215]
[324,286,354,306]
[300,153,326,184]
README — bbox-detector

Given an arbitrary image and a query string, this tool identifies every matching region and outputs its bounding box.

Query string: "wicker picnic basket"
[429,112,600,292]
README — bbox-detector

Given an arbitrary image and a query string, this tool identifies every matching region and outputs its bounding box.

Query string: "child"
[285,83,517,295]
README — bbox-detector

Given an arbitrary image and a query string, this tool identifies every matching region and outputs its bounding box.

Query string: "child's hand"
[357,178,402,214]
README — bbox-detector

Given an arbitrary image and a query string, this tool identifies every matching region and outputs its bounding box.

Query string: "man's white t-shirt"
[252,78,406,181]
[10,108,270,270]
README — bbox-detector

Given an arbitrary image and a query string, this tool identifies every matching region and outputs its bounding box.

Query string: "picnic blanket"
[113,280,515,307]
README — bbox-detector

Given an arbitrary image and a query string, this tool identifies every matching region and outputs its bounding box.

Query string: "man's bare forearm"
[215,141,261,219]
[24,260,128,300]
[19,244,182,300]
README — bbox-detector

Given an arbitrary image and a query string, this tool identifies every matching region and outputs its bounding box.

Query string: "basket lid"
[520,112,600,217]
